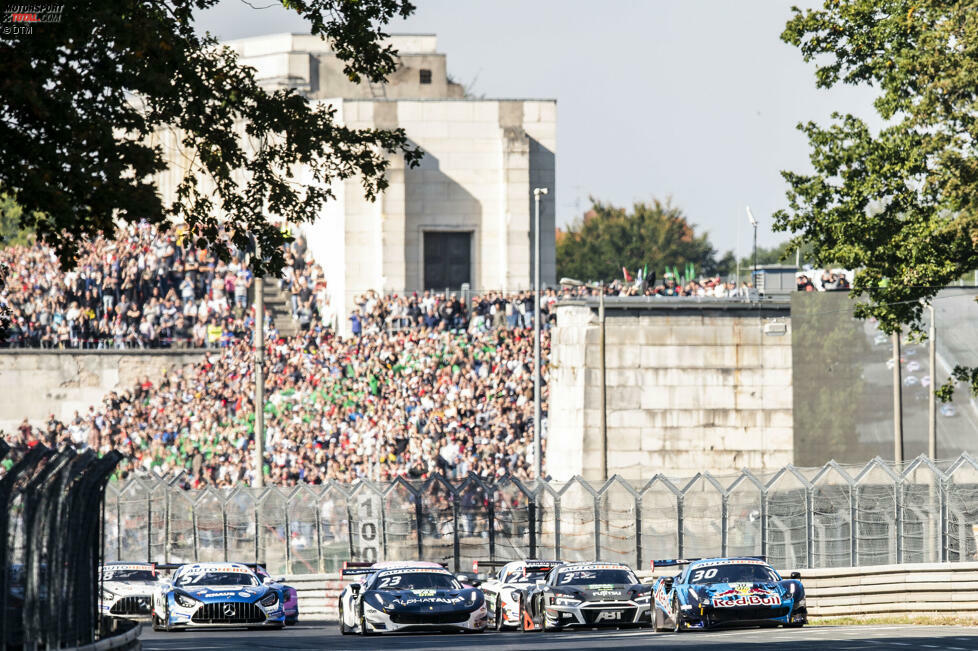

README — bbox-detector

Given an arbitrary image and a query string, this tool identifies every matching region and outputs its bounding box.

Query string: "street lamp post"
[253,243,265,489]
[533,187,548,481]
[746,206,758,292]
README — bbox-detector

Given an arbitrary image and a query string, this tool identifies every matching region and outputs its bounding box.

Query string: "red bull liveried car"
[651,557,807,631]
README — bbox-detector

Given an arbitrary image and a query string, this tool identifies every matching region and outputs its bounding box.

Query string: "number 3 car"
[337,561,487,635]
[152,562,286,631]
[651,556,807,631]
[517,562,653,631]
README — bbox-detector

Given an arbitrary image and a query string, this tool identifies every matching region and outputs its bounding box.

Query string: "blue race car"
[152,562,286,631]
[651,557,807,631]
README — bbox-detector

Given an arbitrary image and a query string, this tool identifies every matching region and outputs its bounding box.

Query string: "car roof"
[174,562,254,574]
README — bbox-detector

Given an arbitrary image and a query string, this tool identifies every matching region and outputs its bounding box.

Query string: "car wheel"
[493,598,503,631]
[518,595,530,632]
[338,602,352,635]
[152,611,164,632]
[671,597,683,633]
[542,610,561,633]
[358,608,376,636]
[652,606,664,632]
[785,621,805,628]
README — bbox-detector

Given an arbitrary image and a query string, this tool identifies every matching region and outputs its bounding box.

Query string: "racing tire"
[652,607,665,632]
[358,610,377,636]
[152,613,164,632]
[671,597,683,633]
[285,616,297,626]
[542,611,562,633]
[784,621,805,628]
[493,600,503,631]
[338,603,353,635]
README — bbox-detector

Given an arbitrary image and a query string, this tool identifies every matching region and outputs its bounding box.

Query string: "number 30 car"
[651,557,807,630]
[518,562,653,631]
[337,562,488,634]
[152,562,286,631]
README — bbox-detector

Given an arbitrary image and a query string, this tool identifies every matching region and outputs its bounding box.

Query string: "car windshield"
[371,572,460,591]
[102,569,156,582]
[175,571,259,587]
[555,569,636,586]
[688,564,780,584]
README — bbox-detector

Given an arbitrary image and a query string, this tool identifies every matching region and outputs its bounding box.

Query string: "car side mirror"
[662,577,673,590]
[535,579,546,586]
[790,572,802,580]
[350,583,361,595]
[262,577,274,585]
[456,574,481,587]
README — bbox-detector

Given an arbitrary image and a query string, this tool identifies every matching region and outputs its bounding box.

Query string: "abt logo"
[594,610,622,622]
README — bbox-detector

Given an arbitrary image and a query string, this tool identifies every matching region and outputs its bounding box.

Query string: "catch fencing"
[0,442,121,648]
[103,454,978,576]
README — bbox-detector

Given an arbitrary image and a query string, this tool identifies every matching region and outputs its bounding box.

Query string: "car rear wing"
[340,561,451,577]
[470,559,563,575]
[650,556,767,570]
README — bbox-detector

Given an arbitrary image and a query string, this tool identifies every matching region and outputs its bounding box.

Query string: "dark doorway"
[424,231,471,290]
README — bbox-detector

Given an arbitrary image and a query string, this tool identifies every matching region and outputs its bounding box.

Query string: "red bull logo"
[713,592,781,608]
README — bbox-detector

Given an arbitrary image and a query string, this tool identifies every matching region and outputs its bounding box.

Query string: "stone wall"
[548,298,793,481]
[0,350,207,432]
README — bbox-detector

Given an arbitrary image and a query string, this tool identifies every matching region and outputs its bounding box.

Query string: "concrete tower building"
[156,33,556,331]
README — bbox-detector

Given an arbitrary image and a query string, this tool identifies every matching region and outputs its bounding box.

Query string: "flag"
[622,267,632,282]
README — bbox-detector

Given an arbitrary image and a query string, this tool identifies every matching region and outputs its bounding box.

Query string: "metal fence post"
[676,493,684,559]
[254,501,260,564]
[593,494,601,561]
[720,493,729,558]
[895,475,903,565]
[760,488,768,561]
[805,487,814,569]
[222,503,229,563]
[415,490,424,560]
[849,478,857,567]
[147,489,153,563]
[116,494,122,561]
[284,507,292,574]
[940,476,949,563]
[315,501,324,573]
[164,486,171,564]
[528,495,537,559]
[487,486,496,564]
[553,496,561,560]
[192,508,200,562]
[452,487,461,573]
[634,494,643,570]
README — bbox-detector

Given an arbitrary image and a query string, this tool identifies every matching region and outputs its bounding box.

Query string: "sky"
[195,0,879,255]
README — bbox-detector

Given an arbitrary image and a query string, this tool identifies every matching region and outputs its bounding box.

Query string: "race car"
[476,559,563,630]
[337,561,488,634]
[249,564,299,625]
[152,562,286,631]
[650,556,807,630]
[517,561,652,631]
[99,562,159,619]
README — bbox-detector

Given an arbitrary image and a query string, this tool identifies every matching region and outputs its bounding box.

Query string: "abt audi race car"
[476,559,563,630]
[651,557,807,631]
[152,562,286,631]
[337,562,487,635]
[99,562,159,619]
[518,562,652,631]
[249,564,299,625]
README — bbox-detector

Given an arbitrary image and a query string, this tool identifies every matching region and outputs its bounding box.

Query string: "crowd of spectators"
[796,269,852,292]
[0,222,328,349]
[3,289,552,486]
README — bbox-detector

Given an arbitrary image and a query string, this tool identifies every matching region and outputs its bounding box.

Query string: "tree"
[0,195,34,248]
[556,198,734,283]
[777,0,978,398]
[0,0,422,276]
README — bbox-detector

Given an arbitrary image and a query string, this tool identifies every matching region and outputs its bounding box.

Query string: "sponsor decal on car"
[201,591,237,598]
[713,594,782,608]
[402,596,466,605]
[591,590,623,597]
[594,610,624,622]
[411,589,436,597]
[377,568,451,577]
[654,583,670,609]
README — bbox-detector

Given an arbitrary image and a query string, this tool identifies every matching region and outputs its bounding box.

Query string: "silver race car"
[99,562,160,620]
[477,559,563,630]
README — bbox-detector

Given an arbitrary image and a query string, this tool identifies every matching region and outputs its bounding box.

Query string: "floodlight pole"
[533,187,548,481]
[254,242,265,489]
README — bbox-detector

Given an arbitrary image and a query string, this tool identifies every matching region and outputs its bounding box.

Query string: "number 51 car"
[651,557,807,630]
[152,562,286,631]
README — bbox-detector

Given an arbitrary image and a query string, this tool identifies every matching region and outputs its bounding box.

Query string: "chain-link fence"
[0,442,121,648]
[104,454,978,575]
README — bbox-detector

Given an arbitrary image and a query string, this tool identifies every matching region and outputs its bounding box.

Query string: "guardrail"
[105,453,978,575]
[285,561,978,622]
[0,442,122,648]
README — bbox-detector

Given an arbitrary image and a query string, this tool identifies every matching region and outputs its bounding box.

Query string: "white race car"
[477,560,563,630]
[337,561,487,635]
[99,562,160,619]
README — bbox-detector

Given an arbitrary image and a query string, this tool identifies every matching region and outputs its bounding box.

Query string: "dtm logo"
[594,610,622,622]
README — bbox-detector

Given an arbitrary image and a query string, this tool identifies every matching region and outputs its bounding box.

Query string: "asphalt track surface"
[142,621,978,650]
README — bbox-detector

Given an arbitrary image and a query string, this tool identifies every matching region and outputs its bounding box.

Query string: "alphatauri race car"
[152,562,286,631]
[476,559,563,630]
[99,562,160,619]
[517,562,653,631]
[651,557,807,630]
[337,561,488,635]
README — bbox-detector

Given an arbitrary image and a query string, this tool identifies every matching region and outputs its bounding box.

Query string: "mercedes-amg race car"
[517,561,652,631]
[337,561,488,634]
[477,559,563,630]
[651,557,807,630]
[99,562,159,619]
[152,562,286,631]
[249,564,299,625]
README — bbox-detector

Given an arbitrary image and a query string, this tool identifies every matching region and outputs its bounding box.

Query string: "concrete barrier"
[284,561,978,622]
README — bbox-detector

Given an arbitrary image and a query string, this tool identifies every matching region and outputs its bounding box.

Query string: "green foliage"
[777,0,978,398]
[0,194,34,248]
[556,198,734,283]
[0,0,422,276]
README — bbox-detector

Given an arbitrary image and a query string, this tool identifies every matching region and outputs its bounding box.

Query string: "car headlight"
[101,588,116,601]
[552,594,581,606]
[174,593,199,609]
[260,593,278,607]
[366,593,390,609]
[688,587,699,600]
